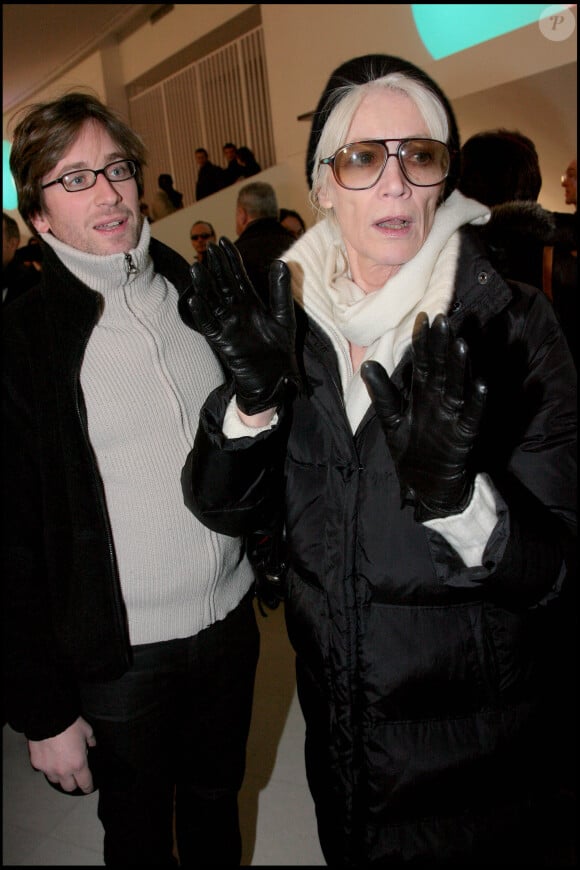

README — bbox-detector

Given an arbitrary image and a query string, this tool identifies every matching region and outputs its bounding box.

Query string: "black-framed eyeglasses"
[319,138,451,190]
[41,159,138,193]
[190,232,212,241]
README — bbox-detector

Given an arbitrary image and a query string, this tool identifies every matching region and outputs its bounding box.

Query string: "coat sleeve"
[484,287,576,606]
[2,323,80,739]
[181,382,289,537]
[425,285,577,608]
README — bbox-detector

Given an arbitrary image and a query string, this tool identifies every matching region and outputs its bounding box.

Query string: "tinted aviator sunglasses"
[191,232,212,241]
[319,138,451,190]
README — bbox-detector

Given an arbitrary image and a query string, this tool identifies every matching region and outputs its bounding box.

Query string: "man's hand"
[28,716,97,794]
[361,312,487,522]
[181,237,300,416]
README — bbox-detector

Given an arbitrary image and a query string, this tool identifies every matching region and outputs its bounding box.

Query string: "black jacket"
[182,228,577,864]
[224,158,245,186]
[195,161,227,200]
[479,201,577,365]
[2,238,193,740]
[235,218,295,304]
[2,257,41,306]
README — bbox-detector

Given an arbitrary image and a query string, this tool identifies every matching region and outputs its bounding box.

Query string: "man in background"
[279,208,306,240]
[2,212,41,305]
[561,158,577,209]
[234,181,295,303]
[190,220,216,266]
[223,142,244,186]
[458,128,577,366]
[150,173,184,221]
[195,148,227,200]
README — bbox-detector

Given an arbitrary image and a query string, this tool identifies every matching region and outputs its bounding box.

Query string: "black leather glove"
[181,237,300,415]
[360,312,487,522]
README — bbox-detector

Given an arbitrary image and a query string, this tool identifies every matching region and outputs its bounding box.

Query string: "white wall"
[119,5,252,83]
[3,53,107,137]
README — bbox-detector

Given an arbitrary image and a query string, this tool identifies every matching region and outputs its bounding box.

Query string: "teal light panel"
[3,140,18,211]
[412,4,570,59]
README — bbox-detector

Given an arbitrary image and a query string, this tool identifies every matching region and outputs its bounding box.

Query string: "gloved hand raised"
[360,312,487,522]
[181,237,300,416]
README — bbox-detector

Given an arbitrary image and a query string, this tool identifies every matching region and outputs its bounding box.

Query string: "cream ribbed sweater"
[41,222,254,645]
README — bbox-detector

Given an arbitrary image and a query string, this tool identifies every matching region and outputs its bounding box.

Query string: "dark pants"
[79,591,259,866]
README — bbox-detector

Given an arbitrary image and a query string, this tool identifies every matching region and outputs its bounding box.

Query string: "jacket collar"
[448,226,513,332]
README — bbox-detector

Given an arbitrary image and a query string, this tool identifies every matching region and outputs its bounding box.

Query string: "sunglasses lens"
[334,143,385,189]
[191,233,211,240]
[399,139,450,186]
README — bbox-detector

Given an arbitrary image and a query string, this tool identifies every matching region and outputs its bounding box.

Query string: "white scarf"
[283,190,489,432]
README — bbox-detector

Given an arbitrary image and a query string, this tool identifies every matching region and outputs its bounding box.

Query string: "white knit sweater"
[41,222,254,645]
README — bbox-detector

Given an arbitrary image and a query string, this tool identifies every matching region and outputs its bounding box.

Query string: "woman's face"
[318,89,444,293]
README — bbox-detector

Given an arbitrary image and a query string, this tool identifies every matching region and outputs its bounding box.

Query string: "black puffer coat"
[182,228,577,865]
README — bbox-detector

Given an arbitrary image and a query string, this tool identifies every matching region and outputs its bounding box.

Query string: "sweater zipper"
[124,253,138,275]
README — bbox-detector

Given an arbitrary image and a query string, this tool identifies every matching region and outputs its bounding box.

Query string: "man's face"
[562,159,577,207]
[224,146,236,163]
[195,152,208,168]
[190,222,215,258]
[31,120,142,255]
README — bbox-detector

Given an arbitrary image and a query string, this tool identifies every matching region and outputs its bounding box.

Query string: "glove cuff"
[237,375,298,417]
[414,482,474,523]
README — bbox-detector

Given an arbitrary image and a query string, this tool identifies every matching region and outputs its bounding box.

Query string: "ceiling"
[3,4,166,115]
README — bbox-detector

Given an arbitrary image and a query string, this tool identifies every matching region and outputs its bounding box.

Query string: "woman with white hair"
[180,55,576,866]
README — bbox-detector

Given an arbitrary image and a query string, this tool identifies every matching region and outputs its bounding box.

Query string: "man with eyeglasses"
[190,220,217,266]
[3,91,260,866]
